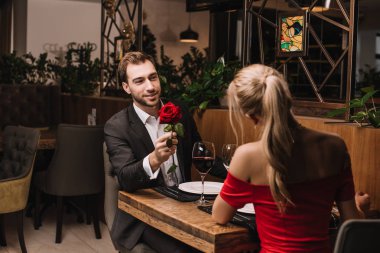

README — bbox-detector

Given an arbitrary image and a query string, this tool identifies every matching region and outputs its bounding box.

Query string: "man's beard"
[131,92,160,108]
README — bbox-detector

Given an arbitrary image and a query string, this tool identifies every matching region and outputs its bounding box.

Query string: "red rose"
[158,102,185,177]
[159,102,182,124]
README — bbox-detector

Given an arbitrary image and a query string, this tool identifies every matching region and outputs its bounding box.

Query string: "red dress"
[220,168,355,253]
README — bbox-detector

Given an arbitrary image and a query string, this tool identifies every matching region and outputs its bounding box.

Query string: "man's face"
[122,61,161,112]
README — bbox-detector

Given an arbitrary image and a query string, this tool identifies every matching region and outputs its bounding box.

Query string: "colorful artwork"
[277,12,307,57]
[281,16,303,52]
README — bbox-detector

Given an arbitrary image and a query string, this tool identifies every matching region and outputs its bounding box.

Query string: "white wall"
[23,0,209,65]
[143,0,209,64]
[27,0,101,61]
[357,9,380,77]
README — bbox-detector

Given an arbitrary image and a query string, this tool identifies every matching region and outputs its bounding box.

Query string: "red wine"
[192,157,214,173]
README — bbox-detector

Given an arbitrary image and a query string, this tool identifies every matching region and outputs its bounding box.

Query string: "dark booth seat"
[0,85,61,129]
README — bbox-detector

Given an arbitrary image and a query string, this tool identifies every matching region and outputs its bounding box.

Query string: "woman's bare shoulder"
[300,127,347,149]
[229,141,266,181]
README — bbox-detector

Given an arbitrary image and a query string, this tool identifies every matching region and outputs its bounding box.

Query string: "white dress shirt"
[133,103,182,186]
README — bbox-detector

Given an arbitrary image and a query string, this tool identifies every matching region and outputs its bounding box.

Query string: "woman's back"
[287,126,349,183]
[212,64,358,253]
[236,126,349,185]
[220,127,355,253]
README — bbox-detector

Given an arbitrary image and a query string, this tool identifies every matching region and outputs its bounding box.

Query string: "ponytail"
[228,64,295,213]
[262,75,294,212]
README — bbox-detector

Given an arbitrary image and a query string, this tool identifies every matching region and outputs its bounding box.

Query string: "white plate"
[178,181,223,195]
[237,203,255,214]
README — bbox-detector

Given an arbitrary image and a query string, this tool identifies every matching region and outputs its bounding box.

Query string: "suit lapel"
[126,105,154,153]
[126,105,166,185]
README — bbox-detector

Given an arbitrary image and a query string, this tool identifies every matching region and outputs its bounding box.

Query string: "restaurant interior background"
[1,0,380,210]
[9,0,380,76]
[4,0,379,112]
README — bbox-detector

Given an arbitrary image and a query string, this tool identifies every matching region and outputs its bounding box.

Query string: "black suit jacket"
[104,101,205,251]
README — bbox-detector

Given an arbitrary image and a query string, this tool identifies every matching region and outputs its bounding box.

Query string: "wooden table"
[37,129,56,150]
[118,189,258,253]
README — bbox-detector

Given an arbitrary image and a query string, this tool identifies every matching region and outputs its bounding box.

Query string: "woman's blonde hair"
[228,64,294,212]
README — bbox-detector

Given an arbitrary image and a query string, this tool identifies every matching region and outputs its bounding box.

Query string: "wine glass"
[192,141,215,206]
[221,144,237,170]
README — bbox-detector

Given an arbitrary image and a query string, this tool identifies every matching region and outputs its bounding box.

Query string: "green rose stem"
[170,153,178,186]
[167,130,179,186]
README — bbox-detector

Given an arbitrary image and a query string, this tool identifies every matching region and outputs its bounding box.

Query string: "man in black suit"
[104,51,225,253]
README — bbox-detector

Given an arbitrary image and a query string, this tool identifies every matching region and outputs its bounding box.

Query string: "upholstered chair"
[333,219,380,253]
[0,126,40,253]
[103,143,156,253]
[33,124,104,243]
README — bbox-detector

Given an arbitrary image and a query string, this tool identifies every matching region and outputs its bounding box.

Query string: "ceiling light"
[180,14,198,43]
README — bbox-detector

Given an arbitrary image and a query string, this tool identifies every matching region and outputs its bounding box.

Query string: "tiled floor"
[0,208,117,253]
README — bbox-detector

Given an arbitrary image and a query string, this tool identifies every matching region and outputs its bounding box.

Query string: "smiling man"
[104,51,225,253]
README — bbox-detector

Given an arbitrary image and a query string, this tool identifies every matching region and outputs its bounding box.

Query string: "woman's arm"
[212,195,236,224]
[336,198,361,222]
[212,144,259,224]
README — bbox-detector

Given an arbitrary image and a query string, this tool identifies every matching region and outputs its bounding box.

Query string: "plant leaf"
[199,101,209,110]
[350,111,367,121]
[349,98,364,108]
[216,56,225,65]
[167,164,177,174]
[368,110,380,128]
[159,75,167,84]
[174,123,185,137]
[360,86,375,93]
[326,107,348,117]
[361,90,378,104]
[164,124,173,132]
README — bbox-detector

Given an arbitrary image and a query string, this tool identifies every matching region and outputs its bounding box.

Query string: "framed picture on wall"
[277,11,308,57]
[114,36,126,63]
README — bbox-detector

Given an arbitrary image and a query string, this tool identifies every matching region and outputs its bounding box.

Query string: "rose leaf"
[174,123,185,137]
[167,164,177,174]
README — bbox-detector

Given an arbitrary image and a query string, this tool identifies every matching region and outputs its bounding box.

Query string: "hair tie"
[260,75,268,86]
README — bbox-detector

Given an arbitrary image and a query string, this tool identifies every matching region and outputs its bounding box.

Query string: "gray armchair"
[33,124,104,243]
[333,219,380,253]
[103,143,155,253]
[0,126,40,253]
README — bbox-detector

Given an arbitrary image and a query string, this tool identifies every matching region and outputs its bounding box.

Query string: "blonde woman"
[212,64,365,253]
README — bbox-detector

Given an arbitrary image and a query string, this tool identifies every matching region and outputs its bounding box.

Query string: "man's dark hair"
[118,51,155,83]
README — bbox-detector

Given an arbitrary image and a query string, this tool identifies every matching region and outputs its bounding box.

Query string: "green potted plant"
[24,52,57,85]
[0,51,29,85]
[327,86,380,128]
[182,57,241,112]
[0,51,57,86]
[157,46,184,101]
[158,46,241,112]
[54,42,100,95]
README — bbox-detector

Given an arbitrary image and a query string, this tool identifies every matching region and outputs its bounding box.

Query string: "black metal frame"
[241,0,358,119]
[100,0,143,92]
